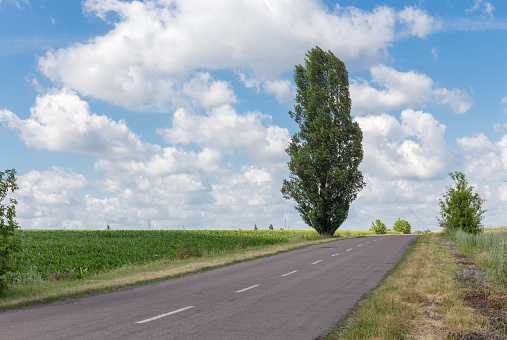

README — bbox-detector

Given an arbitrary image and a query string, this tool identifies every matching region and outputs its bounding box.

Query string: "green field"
[10,229,324,283]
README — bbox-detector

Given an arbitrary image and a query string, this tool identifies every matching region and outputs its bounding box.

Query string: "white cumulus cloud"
[37,0,438,111]
[397,6,436,38]
[263,79,295,103]
[458,133,507,182]
[0,89,156,159]
[157,104,290,170]
[350,65,473,115]
[356,109,458,180]
[13,167,88,228]
[182,73,237,109]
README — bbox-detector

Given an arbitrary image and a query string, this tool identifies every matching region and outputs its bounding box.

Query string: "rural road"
[0,234,418,340]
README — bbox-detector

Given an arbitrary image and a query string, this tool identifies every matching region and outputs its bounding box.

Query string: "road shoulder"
[326,233,500,339]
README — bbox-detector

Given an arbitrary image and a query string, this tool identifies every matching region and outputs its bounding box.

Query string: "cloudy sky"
[1,0,506,231]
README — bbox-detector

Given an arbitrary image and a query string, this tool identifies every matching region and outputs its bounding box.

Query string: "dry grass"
[0,236,336,311]
[329,233,487,339]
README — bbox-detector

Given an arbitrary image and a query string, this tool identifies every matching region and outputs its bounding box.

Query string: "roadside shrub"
[369,219,387,234]
[393,219,411,234]
[438,171,483,234]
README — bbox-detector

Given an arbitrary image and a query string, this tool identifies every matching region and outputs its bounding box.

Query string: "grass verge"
[453,229,507,286]
[0,235,337,311]
[327,233,488,339]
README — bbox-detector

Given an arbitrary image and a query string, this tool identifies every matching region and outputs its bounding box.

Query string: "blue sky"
[1,0,506,231]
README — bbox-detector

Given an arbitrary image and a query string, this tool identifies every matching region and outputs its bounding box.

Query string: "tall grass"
[453,230,507,285]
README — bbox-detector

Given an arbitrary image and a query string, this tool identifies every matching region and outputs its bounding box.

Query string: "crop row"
[10,229,320,283]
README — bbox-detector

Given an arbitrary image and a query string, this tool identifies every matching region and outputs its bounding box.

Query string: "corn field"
[9,229,320,283]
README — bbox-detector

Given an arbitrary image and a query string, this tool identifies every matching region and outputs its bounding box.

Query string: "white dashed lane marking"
[281,270,298,277]
[235,284,260,293]
[136,306,194,324]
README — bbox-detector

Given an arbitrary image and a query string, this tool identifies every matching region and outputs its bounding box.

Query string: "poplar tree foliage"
[281,47,365,236]
[0,169,20,294]
[438,171,483,234]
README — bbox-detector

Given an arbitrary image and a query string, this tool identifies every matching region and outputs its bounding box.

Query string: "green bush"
[393,219,411,234]
[369,219,387,234]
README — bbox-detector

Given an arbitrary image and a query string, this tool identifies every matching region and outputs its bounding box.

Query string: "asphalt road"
[0,234,418,340]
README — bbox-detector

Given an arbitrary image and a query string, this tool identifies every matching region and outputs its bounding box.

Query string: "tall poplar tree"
[281,47,365,236]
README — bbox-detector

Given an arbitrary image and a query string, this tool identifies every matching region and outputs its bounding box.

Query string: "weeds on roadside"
[175,242,203,260]
[452,230,507,286]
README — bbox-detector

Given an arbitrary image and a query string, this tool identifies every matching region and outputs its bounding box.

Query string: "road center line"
[136,306,194,324]
[281,270,298,277]
[312,260,323,265]
[235,284,260,293]
[346,248,353,251]
[331,253,340,257]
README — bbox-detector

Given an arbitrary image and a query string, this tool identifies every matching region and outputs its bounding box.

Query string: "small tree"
[268,224,274,230]
[0,169,20,294]
[369,219,387,234]
[254,224,258,230]
[438,171,483,234]
[393,219,411,234]
[281,46,365,236]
